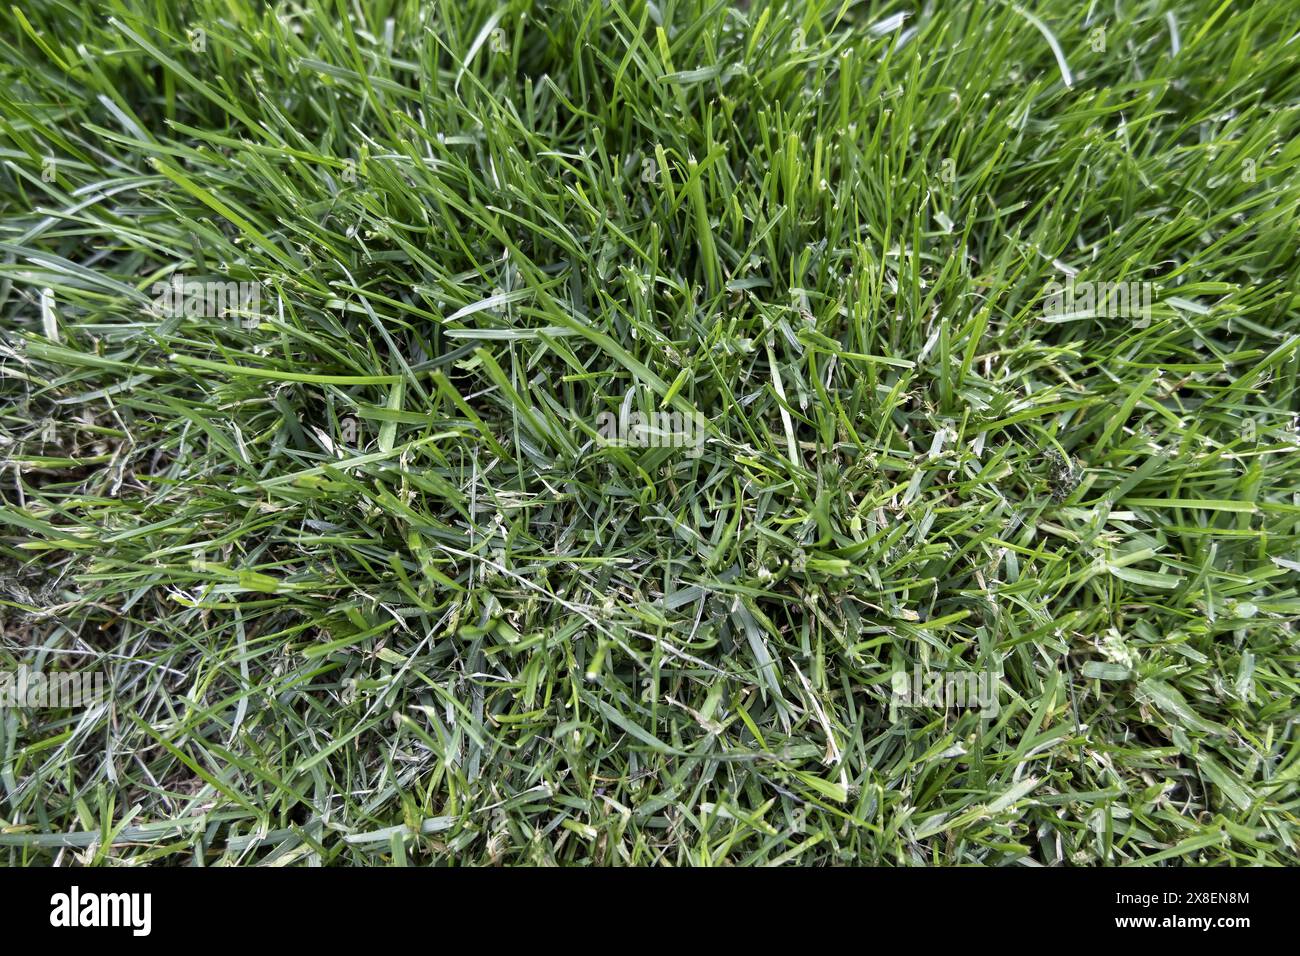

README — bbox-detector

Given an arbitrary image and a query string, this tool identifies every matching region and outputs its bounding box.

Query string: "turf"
[1,0,1299,866]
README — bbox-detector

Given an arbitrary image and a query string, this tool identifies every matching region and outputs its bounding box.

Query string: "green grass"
[1,0,1298,865]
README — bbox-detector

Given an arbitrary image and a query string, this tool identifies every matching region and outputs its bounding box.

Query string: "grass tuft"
[1,0,1298,865]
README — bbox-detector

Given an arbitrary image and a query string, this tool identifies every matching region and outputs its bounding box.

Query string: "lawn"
[1,0,1298,865]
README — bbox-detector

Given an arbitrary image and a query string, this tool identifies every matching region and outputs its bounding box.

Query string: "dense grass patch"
[1,0,1298,865]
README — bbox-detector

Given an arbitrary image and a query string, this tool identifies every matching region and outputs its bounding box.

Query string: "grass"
[0,0,1298,866]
